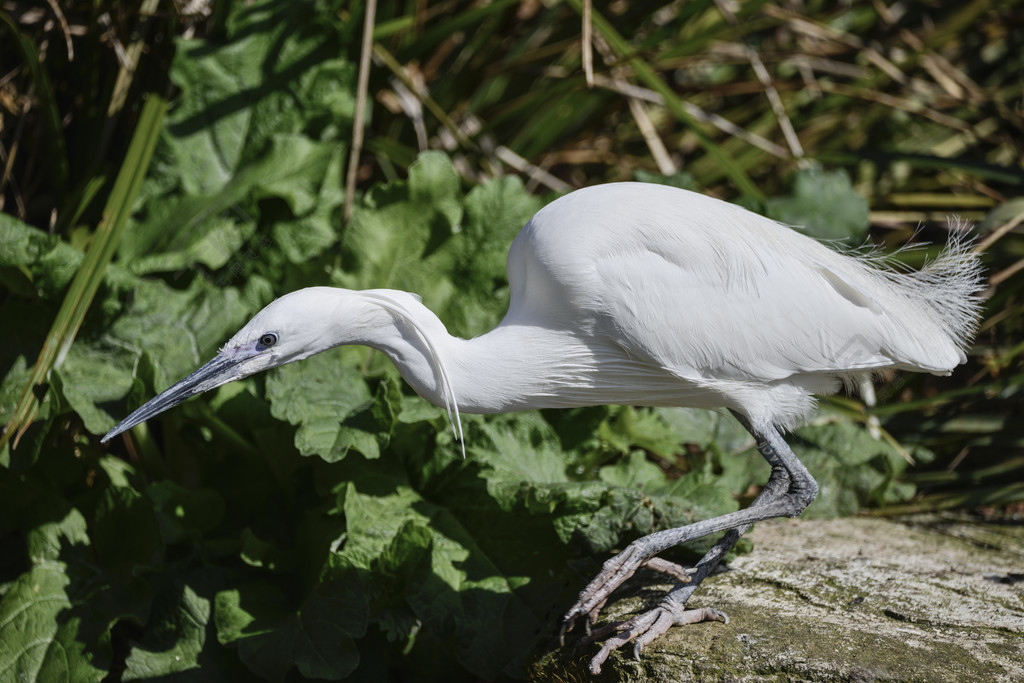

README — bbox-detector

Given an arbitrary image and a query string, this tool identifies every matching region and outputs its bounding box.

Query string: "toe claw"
[706,607,729,624]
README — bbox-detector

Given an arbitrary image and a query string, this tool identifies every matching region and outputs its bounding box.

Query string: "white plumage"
[102,182,984,672]
[492,183,980,429]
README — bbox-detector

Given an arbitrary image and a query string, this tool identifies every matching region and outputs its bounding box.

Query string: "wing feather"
[506,183,972,385]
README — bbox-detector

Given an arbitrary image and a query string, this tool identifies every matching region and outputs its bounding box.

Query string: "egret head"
[101,288,355,443]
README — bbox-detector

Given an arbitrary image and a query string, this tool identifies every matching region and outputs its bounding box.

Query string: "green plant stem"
[1,94,167,450]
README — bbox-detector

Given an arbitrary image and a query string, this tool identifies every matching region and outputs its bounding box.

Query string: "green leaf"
[460,176,543,280]
[215,574,367,682]
[0,213,78,299]
[89,485,162,625]
[67,278,250,439]
[162,1,354,196]
[124,213,253,276]
[125,134,346,274]
[146,481,226,544]
[657,407,754,453]
[338,152,463,300]
[766,164,870,243]
[117,0,356,279]
[0,357,32,437]
[122,584,210,680]
[0,509,105,682]
[265,347,377,461]
[335,462,535,680]
[452,176,543,334]
[791,420,912,518]
[471,413,569,485]
[269,139,346,265]
[597,406,687,458]
[1,95,166,450]
[599,450,666,490]
[53,343,136,435]
[0,565,106,683]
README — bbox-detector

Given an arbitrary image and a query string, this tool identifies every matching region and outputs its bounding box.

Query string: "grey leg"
[561,411,818,674]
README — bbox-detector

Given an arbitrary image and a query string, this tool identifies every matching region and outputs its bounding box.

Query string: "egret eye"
[258,333,278,348]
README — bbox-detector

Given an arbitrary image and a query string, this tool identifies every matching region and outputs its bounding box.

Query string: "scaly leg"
[561,411,818,674]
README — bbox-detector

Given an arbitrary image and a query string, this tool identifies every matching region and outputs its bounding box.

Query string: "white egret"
[102,182,983,673]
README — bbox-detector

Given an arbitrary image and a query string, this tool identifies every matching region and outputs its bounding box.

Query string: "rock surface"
[539,515,1024,682]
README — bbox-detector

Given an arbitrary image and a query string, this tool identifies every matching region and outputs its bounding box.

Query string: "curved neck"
[349,289,706,421]
[350,292,605,415]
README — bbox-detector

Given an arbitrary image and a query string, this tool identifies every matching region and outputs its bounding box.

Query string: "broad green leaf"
[471,413,569,485]
[597,406,687,458]
[335,461,536,680]
[599,450,666,490]
[161,1,354,196]
[656,406,752,452]
[265,347,376,461]
[215,574,366,682]
[125,213,253,275]
[53,343,136,435]
[792,420,912,518]
[88,486,162,626]
[0,509,104,682]
[118,0,355,279]
[24,508,89,563]
[451,176,543,334]
[59,278,250,439]
[269,139,346,265]
[0,357,31,435]
[125,134,346,274]
[766,164,870,243]
[337,152,463,302]
[460,176,543,280]
[0,214,114,301]
[122,584,209,680]
[0,564,106,683]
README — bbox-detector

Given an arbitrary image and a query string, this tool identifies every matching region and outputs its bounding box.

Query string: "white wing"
[506,183,976,387]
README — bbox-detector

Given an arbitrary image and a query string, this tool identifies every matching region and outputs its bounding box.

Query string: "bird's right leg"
[560,412,817,645]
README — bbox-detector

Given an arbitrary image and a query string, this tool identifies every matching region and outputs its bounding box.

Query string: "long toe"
[587,603,729,675]
[642,557,693,583]
[562,544,650,633]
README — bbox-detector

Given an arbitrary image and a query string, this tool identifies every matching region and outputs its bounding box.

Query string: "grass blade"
[564,0,763,199]
[1,94,167,450]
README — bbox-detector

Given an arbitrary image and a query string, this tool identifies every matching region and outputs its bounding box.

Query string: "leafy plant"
[1,0,1020,681]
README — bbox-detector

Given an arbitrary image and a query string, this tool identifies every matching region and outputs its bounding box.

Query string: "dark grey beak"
[101,352,253,443]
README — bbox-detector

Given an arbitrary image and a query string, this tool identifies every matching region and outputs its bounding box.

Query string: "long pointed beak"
[101,351,256,443]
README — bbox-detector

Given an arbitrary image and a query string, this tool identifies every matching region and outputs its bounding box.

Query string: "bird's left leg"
[580,519,758,673]
[562,414,817,673]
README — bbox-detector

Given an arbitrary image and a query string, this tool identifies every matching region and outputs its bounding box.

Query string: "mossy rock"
[537,516,1024,682]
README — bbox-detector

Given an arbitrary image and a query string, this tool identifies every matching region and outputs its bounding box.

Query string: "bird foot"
[560,549,694,643]
[583,603,728,675]
[560,545,683,641]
